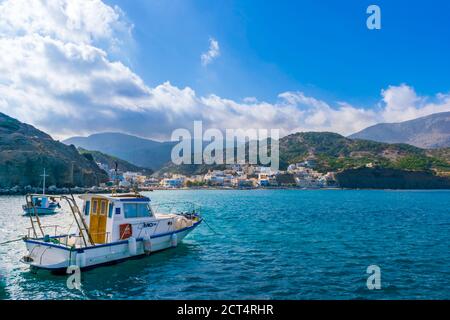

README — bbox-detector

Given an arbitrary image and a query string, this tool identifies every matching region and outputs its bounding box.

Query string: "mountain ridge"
[63,133,176,170]
[349,112,450,148]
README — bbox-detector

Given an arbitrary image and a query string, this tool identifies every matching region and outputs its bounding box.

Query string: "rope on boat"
[0,237,24,246]
[202,219,221,235]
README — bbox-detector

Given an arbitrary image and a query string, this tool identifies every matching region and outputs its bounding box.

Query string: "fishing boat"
[22,169,60,215]
[20,192,202,272]
[22,195,61,215]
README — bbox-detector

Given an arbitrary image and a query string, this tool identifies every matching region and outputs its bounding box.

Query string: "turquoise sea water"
[0,190,449,300]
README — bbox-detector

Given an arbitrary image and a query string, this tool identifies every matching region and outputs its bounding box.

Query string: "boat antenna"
[115,162,119,187]
[40,168,49,195]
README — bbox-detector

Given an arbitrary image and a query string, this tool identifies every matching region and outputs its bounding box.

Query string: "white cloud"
[0,0,131,49]
[201,37,220,66]
[380,84,450,123]
[0,0,449,141]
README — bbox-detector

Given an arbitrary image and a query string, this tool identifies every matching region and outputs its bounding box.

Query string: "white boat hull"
[22,221,201,272]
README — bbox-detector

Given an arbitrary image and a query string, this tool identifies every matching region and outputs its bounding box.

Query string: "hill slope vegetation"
[0,113,108,188]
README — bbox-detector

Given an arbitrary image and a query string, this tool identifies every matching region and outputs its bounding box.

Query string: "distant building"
[232,178,255,188]
[187,175,205,183]
[242,165,255,175]
[257,172,277,186]
[161,178,183,188]
[209,176,225,186]
[257,166,277,175]
[144,178,160,187]
[223,174,234,187]
[322,172,337,186]
[295,177,320,188]
[303,157,317,168]
[123,171,146,185]
[109,169,124,183]
[97,162,109,172]
[287,164,297,173]
[119,180,131,188]
[204,171,226,186]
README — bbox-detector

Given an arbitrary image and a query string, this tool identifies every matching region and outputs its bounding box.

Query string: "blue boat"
[22,196,61,215]
[22,169,61,216]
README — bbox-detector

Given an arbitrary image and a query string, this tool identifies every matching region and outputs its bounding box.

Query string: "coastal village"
[97,158,338,190]
[0,157,340,195]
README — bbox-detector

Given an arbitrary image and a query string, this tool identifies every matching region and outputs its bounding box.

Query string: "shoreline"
[1,186,450,196]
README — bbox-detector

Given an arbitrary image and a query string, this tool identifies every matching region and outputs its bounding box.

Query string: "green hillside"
[155,132,450,177]
[279,132,450,173]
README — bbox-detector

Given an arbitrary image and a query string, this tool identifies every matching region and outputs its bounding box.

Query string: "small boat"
[22,169,60,216]
[22,196,61,215]
[21,192,202,272]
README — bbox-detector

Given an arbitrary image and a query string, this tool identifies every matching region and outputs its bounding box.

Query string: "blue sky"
[0,0,449,140]
[106,0,450,106]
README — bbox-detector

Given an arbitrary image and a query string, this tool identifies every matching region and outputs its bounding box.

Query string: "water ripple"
[1,190,449,299]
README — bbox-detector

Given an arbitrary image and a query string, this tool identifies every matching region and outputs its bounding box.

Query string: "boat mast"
[115,162,118,187]
[41,168,49,195]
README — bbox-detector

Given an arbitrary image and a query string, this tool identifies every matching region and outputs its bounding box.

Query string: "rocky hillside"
[349,112,450,148]
[0,113,109,188]
[78,148,153,176]
[336,167,450,189]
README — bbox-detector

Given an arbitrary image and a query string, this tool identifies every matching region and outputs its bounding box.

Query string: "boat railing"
[151,201,201,216]
[26,224,63,238]
[26,231,113,248]
[24,193,94,247]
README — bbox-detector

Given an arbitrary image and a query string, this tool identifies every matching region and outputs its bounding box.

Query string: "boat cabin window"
[84,201,90,216]
[100,201,107,216]
[34,197,43,206]
[92,200,98,214]
[108,203,114,218]
[123,203,152,218]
